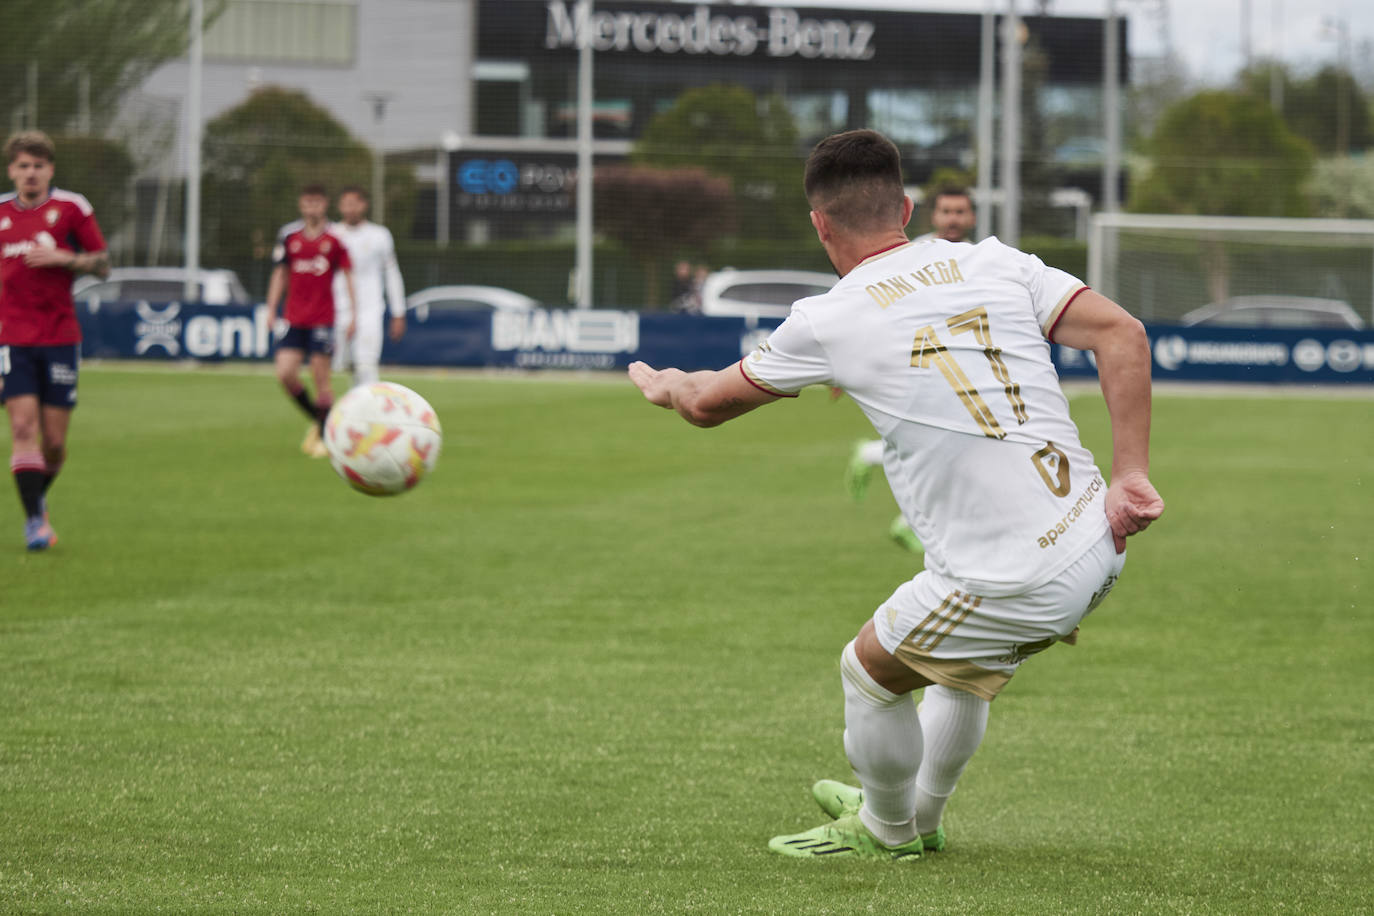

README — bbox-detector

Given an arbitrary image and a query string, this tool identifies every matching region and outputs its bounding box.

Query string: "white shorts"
[873,530,1125,700]
[333,321,384,373]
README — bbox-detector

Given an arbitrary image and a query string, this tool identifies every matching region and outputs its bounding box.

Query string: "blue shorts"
[0,344,80,409]
[277,325,334,357]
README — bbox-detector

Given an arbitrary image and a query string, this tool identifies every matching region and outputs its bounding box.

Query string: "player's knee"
[8,414,39,444]
[841,639,902,708]
[41,442,65,466]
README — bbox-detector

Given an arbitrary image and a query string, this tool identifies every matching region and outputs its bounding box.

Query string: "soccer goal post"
[1088,213,1374,325]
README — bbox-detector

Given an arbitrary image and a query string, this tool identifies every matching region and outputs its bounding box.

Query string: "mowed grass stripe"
[0,367,1369,913]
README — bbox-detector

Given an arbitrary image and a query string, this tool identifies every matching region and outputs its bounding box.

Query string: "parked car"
[698,268,835,322]
[404,285,540,321]
[1180,295,1365,330]
[73,267,251,306]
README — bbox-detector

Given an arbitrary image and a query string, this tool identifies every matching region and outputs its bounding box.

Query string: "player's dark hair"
[931,185,974,210]
[4,130,55,164]
[338,185,369,201]
[300,183,328,198]
[804,130,905,234]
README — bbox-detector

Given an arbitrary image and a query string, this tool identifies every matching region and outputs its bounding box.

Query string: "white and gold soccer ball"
[324,382,442,496]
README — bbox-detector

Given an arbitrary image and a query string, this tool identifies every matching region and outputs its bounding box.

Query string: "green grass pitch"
[1,365,1370,913]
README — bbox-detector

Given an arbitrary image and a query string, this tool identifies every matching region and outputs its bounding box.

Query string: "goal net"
[1088,214,1374,326]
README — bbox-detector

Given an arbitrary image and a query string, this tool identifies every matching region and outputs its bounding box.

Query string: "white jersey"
[743,237,1109,596]
[330,220,405,319]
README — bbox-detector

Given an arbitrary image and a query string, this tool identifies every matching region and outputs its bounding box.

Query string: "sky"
[774,0,1373,85]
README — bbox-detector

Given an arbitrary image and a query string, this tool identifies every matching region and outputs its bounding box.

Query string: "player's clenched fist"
[1105,470,1164,553]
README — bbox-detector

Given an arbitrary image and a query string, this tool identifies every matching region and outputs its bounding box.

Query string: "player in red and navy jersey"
[266,184,355,458]
[0,131,109,550]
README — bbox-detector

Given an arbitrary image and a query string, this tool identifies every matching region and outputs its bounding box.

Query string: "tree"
[1130,90,1314,218]
[1308,157,1374,219]
[1018,34,1059,236]
[0,0,223,135]
[592,166,735,306]
[1239,62,1372,156]
[1131,91,1315,302]
[632,84,810,241]
[50,135,135,240]
[200,87,374,289]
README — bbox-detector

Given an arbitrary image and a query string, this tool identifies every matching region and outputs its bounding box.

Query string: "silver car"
[73,267,251,306]
[404,285,541,322]
[1180,295,1365,330]
[698,269,835,322]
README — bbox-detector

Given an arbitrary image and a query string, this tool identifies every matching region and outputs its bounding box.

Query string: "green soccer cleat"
[845,440,875,502]
[768,814,923,861]
[809,780,946,852]
[811,778,862,819]
[889,515,924,553]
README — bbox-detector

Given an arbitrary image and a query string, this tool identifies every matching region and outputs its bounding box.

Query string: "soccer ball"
[324,382,442,496]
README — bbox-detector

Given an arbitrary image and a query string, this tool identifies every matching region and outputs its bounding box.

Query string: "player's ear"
[810,209,829,243]
[900,195,914,228]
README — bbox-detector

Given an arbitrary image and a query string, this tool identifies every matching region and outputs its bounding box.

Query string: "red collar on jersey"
[858,239,910,264]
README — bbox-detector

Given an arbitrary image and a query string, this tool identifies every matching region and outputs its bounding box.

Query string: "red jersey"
[0,189,106,345]
[272,221,351,327]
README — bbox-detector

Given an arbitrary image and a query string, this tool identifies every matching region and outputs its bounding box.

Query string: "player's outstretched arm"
[628,360,781,428]
[1050,289,1164,552]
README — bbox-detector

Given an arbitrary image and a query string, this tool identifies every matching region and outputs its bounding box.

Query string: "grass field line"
[81,359,1374,399]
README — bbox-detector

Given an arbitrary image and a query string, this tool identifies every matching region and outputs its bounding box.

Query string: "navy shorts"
[0,344,80,408]
[277,325,334,357]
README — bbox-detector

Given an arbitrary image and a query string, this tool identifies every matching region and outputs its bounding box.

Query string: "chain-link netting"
[4,0,1367,314]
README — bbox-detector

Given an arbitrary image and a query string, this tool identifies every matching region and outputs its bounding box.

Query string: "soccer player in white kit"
[629,130,1163,861]
[847,185,978,553]
[331,186,406,387]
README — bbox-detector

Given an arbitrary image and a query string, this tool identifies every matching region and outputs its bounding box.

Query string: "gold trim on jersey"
[739,358,798,397]
[1042,284,1088,337]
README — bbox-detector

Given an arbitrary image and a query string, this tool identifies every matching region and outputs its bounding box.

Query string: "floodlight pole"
[975,4,995,240]
[365,93,391,224]
[1102,0,1121,213]
[573,0,594,308]
[999,0,1021,247]
[184,0,203,301]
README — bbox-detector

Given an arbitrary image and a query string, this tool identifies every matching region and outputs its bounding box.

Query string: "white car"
[73,267,250,306]
[698,268,835,322]
[1180,295,1365,330]
[404,285,541,322]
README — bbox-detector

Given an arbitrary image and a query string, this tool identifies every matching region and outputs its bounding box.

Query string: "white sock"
[859,440,885,466]
[914,684,990,836]
[839,640,920,847]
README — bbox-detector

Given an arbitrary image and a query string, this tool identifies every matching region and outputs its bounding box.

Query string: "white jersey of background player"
[629,129,1163,861]
[331,187,406,386]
